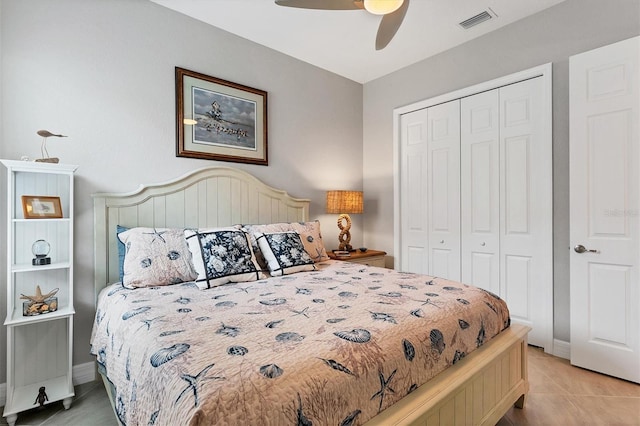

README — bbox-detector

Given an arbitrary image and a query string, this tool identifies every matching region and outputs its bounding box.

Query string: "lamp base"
[32,256,51,266]
[337,213,353,252]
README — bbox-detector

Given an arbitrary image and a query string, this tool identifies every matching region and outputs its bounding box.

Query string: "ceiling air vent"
[459,10,493,29]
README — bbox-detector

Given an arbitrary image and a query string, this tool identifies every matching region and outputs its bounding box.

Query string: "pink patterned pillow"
[118,227,198,289]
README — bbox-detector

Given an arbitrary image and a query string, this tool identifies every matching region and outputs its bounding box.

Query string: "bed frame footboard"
[365,324,530,426]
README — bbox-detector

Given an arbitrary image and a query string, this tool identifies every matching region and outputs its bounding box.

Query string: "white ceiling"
[151,0,566,83]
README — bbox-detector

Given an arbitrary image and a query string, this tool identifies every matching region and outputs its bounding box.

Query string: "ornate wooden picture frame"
[175,67,268,166]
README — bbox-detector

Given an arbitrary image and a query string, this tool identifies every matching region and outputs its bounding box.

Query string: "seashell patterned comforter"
[90,261,510,426]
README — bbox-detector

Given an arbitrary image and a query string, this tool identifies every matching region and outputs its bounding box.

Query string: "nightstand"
[327,249,387,268]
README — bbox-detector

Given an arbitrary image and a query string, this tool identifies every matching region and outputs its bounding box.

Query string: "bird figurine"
[35,129,67,163]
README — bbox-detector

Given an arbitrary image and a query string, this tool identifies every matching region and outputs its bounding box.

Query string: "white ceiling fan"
[274,0,410,50]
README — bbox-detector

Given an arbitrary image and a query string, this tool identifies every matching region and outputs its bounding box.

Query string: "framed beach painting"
[175,67,268,166]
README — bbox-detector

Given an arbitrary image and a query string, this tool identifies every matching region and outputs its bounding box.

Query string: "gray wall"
[0,0,363,384]
[362,0,640,342]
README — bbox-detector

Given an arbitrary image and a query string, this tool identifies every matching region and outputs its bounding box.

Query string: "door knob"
[574,244,598,254]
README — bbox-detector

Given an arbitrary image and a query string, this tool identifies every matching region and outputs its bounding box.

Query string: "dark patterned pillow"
[255,231,316,276]
[118,227,198,289]
[242,220,329,268]
[184,228,265,290]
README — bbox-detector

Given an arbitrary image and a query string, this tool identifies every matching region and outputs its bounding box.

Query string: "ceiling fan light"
[363,0,403,15]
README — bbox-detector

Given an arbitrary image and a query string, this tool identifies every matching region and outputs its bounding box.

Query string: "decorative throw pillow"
[184,228,265,290]
[243,221,329,268]
[118,227,198,289]
[290,221,329,263]
[255,231,316,276]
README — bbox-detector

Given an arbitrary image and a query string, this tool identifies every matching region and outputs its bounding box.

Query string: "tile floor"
[1,346,639,425]
[497,347,640,425]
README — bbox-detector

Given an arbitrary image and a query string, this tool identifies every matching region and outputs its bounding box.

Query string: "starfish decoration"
[143,228,167,244]
[175,363,224,408]
[370,368,397,412]
[20,285,59,304]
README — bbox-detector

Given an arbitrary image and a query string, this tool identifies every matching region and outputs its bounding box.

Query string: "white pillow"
[184,228,265,290]
[118,227,198,289]
[254,231,316,276]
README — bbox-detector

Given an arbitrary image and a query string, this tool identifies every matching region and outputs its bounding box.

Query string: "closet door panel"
[499,77,552,348]
[461,91,500,292]
[427,100,461,281]
[400,109,429,274]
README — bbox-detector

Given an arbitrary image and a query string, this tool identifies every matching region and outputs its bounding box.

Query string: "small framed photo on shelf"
[21,195,63,219]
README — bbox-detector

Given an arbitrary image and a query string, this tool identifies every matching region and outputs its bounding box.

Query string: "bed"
[92,166,529,425]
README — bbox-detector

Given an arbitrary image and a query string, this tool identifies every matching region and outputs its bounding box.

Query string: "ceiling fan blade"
[275,0,361,10]
[375,0,409,50]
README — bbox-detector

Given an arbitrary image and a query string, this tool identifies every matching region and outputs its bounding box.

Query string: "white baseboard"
[553,339,571,360]
[0,362,95,407]
[72,361,97,386]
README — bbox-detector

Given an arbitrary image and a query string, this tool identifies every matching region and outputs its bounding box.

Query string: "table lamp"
[326,190,363,251]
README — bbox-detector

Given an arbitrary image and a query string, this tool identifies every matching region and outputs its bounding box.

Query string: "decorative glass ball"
[32,239,51,257]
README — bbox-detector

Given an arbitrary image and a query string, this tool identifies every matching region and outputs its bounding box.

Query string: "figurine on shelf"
[35,129,67,163]
[21,285,59,316]
[35,386,48,406]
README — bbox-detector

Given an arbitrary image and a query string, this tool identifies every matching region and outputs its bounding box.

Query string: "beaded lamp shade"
[326,190,363,251]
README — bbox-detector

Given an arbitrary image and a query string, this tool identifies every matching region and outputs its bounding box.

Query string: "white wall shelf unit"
[1,159,78,426]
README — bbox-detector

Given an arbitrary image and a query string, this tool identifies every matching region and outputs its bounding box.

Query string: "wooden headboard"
[93,166,310,298]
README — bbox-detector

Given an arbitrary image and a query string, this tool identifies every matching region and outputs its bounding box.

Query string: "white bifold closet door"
[399,101,460,279]
[399,108,429,274]
[499,78,552,349]
[399,74,552,349]
[461,89,500,295]
[427,101,461,281]
[460,77,552,347]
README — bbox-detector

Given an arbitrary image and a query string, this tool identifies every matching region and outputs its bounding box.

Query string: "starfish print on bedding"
[143,228,167,244]
[175,363,224,408]
[291,307,310,318]
[138,316,164,331]
[413,298,442,308]
[370,368,397,412]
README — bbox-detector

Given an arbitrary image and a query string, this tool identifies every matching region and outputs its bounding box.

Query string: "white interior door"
[570,36,640,383]
[461,90,500,295]
[427,100,461,281]
[499,77,553,349]
[400,108,429,274]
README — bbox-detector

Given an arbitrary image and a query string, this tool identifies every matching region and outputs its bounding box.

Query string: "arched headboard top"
[94,166,310,295]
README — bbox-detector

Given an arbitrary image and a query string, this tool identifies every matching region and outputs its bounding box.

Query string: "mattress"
[90,261,510,426]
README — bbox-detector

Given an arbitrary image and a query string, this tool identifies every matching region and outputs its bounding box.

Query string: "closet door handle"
[480,242,486,247]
